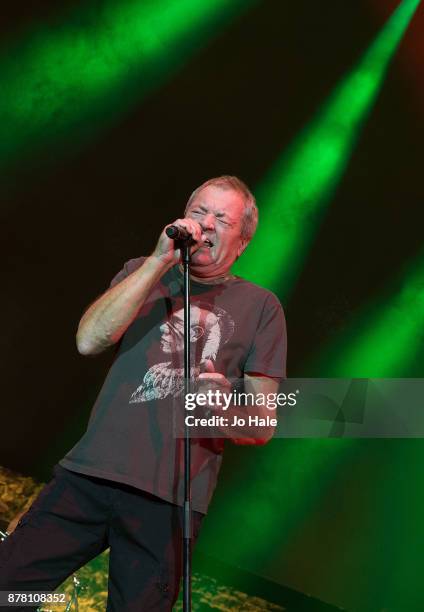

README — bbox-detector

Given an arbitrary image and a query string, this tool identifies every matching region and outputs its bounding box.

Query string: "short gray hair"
[185,175,258,242]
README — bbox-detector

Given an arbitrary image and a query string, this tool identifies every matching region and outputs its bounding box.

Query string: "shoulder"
[122,256,147,275]
[231,277,284,310]
[109,256,147,288]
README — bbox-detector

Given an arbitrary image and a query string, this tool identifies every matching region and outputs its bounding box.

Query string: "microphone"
[165,225,194,241]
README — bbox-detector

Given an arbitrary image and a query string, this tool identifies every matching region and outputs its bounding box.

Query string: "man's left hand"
[197,359,231,405]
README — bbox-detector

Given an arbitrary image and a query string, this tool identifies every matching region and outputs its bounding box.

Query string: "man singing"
[0,176,287,610]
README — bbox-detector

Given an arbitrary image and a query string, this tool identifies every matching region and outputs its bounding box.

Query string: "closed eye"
[190,209,232,226]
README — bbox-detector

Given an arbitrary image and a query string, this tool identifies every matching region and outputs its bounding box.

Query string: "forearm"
[193,373,280,444]
[76,255,171,355]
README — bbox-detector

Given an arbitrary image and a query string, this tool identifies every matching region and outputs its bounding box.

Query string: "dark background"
[1,1,423,610]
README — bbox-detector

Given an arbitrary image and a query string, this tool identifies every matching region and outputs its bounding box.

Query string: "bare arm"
[197,365,281,444]
[76,254,169,355]
[77,217,206,355]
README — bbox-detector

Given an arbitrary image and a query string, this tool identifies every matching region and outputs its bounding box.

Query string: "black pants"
[0,465,203,611]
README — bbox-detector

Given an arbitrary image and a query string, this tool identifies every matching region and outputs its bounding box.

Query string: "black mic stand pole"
[182,241,192,612]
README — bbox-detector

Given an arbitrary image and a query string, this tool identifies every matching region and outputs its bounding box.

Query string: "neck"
[177,264,234,285]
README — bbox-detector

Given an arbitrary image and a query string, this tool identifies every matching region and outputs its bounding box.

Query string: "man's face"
[160,307,209,354]
[160,310,185,353]
[185,185,247,277]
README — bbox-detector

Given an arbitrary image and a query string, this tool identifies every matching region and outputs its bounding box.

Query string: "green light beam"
[309,253,424,377]
[234,0,420,295]
[0,0,256,170]
[214,0,421,577]
[199,439,355,571]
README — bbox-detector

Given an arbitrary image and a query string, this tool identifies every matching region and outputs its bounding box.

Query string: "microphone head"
[166,225,193,241]
[166,226,180,239]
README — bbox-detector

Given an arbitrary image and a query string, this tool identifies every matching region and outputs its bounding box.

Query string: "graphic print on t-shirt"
[129,303,234,403]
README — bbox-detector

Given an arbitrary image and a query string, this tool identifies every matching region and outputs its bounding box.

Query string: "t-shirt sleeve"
[243,292,287,378]
[109,256,146,289]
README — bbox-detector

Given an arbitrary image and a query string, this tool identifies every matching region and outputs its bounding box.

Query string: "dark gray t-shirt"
[60,257,287,513]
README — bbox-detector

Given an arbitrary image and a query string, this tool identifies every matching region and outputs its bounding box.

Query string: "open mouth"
[203,239,213,248]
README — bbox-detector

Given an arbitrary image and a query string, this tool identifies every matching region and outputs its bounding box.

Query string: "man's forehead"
[189,185,244,218]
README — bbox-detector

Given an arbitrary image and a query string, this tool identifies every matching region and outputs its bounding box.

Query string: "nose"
[200,213,215,231]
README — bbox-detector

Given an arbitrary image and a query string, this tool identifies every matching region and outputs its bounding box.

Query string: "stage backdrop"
[1,0,423,610]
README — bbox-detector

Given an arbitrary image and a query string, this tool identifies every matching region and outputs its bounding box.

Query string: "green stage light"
[0,0,255,169]
[234,0,420,295]
[199,439,355,570]
[205,0,421,579]
[310,253,424,377]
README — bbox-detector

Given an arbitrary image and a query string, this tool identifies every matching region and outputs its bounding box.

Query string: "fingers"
[152,217,206,266]
[198,373,226,381]
[197,372,231,394]
[167,218,204,243]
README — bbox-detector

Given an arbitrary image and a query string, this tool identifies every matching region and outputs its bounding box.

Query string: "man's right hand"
[152,218,207,267]
[76,218,208,356]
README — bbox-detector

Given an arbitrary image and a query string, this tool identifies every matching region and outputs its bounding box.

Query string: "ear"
[237,237,249,258]
[190,325,204,341]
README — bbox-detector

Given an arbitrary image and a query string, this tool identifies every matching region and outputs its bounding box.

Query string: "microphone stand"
[182,241,192,611]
